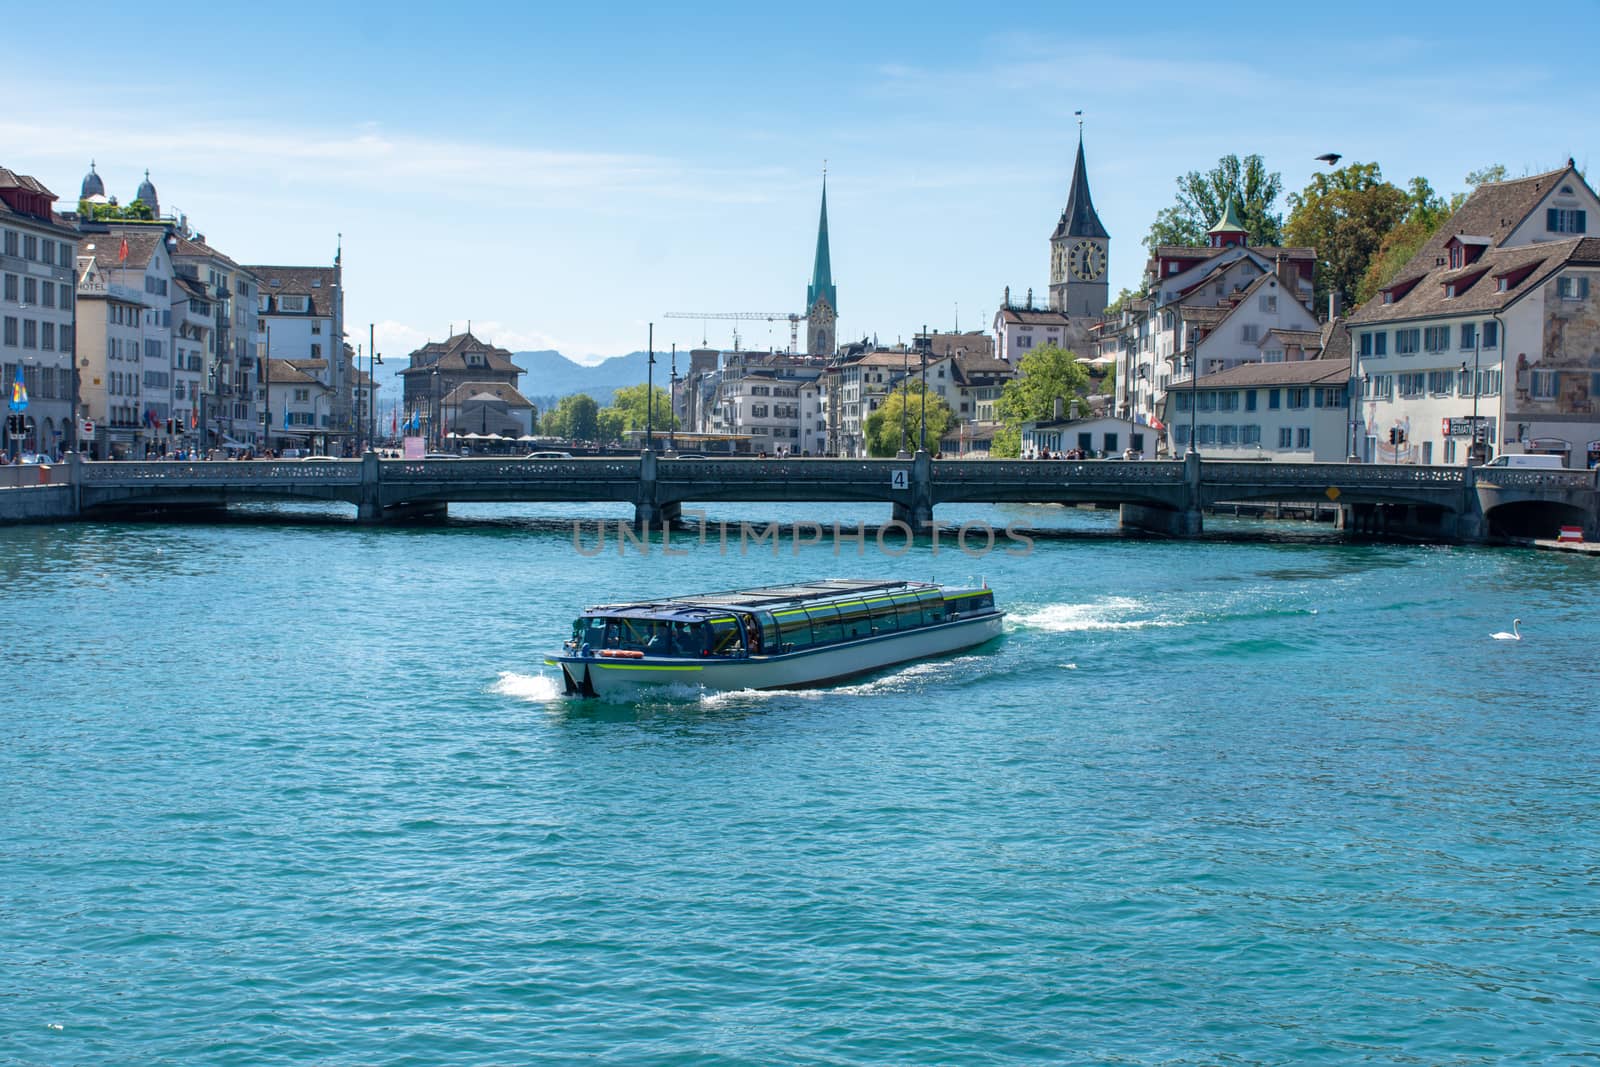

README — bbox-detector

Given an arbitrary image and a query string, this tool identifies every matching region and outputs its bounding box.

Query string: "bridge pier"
[891,449,935,529]
[357,451,383,523]
[1117,451,1202,537]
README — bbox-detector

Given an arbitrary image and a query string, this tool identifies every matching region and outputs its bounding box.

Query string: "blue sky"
[3,1,1595,363]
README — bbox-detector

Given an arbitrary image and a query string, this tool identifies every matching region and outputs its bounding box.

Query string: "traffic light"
[1397,428,1407,445]
[1388,428,1397,445]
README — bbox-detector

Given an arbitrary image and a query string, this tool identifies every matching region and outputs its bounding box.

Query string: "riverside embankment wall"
[0,486,75,524]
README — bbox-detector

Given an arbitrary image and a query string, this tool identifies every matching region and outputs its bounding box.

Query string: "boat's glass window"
[602,617,655,651]
[668,621,709,656]
[866,596,899,633]
[755,612,780,652]
[775,609,813,651]
[836,600,872,639]
[706,616,744,656]
[805,604,845,645]
[922,594,946,625]
[890,593,922,629]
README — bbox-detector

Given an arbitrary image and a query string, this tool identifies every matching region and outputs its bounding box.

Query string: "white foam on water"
[1010,596,1178,633]
[489,671,565,702]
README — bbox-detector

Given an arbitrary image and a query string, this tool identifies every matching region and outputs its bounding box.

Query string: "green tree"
[540,392,600,441]
[1356,176,1464,304]
[862,380,956,457]
[1285,161,1409,314]
[1464,164,1509,187]
[602,384,677,442]
[596,407,625,443]
[1145,153,1284,250]
[990,344,1092,457]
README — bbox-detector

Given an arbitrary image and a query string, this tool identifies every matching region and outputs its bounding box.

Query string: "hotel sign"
[1441,416,1489,438]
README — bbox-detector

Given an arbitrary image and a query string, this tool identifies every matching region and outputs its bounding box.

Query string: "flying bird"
[1489,619,1522,641]
[1315,153,1342,166]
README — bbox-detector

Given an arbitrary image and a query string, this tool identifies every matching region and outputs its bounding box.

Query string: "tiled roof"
[246,264,339,318]
[1317,319,1352,364]
[1261,328,1324,348]
[1180,305,1229,326]
[1392,165,1577,285]
[0,166,55,198]
[998,307,1074,326]
[78,229,164,271]
[441,381,533,407]
[172,234,240,269]
[1151,245,1315,262]
[1349,237,1600,324]
[1191,360,1350,390]
[400,331,519,376]
[267,359,326,386]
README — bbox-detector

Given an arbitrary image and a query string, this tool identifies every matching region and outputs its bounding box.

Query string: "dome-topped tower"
[80,161,105,200]
[135,169,159,216]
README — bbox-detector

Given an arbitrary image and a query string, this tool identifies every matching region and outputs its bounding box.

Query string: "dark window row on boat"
[571,588,996,659]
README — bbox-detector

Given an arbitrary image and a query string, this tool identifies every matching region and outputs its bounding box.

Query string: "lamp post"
[1187,347,1198,457]
[646,322,655,452]
[900,344,908,453]
[669,343,677,452]
[919,324,928,453]
[261,323,271,454]
[431,368,440,451]
[369,322,380,451]
[1469,326,1482,465]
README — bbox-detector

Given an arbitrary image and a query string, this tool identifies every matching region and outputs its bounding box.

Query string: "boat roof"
[581,579,949,621]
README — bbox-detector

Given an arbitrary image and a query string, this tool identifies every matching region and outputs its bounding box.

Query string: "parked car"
[524,451,573,459]
[423,451,463,460]
[299,454,338,462]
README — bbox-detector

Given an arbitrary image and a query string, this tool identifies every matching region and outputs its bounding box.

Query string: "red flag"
[118,238,129,262]
[391,409,397,435]
[190,409,198,429]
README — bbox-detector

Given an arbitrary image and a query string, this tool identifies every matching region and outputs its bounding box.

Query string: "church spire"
[807,173,836,315]
[1052,129,1108,241]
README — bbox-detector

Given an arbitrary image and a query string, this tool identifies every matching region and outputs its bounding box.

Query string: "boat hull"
[553,612,1003,699]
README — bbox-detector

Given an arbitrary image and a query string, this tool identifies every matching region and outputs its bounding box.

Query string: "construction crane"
[663,311,808,353]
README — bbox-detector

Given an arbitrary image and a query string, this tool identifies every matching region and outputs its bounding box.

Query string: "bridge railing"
[656,458,891,482]
[1203,461,1467,488]
[76,459,361,483]
[933,459,1185,483]
[380,457,638,482]
[1474,467,1597,490]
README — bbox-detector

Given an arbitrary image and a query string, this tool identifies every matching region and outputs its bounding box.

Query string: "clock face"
[1071,241,1106,281]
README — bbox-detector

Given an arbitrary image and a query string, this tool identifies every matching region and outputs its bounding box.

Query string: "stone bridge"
[64,451,1600,542]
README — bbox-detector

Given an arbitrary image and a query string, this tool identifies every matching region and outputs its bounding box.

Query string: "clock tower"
[806,177,837,356]
[1048,130,1109,319]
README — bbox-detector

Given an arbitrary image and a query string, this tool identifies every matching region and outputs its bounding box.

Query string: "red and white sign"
[1558,526,1583,543]
[81,419,94,435]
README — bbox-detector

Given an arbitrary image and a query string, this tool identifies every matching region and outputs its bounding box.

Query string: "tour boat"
[549,578,1003,698]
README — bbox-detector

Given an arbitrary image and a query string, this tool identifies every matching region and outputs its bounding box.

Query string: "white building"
[1347,161,1600,467]
[1101,204,1319,430]
[265,358,333,452]
[1,166,78,456]
[1163,358,1352,462]
[993,294,1073,363]
[250,261,348,449]
[173,234,261,447]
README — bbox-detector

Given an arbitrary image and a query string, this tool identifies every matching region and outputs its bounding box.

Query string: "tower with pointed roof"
[1207,196,1249,248]
[806,177,837,355]
[1048,129,1110,318]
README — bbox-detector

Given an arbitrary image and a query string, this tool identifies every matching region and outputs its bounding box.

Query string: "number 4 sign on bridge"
[890,469,909,490]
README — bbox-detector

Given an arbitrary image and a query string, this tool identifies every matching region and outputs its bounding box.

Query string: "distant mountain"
[514,350,661,405]
[369,348,668,410]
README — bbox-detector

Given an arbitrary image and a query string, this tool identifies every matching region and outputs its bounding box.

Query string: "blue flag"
[9,365,27,412]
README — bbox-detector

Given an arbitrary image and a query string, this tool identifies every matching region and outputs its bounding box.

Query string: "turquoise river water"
[3,500,1598,1064]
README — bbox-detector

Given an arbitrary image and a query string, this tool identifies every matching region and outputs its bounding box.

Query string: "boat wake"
[489,671,566,702]
[1010,597,1178,633]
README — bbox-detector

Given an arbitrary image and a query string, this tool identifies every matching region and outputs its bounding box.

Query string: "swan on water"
[1490,619,1522,641]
